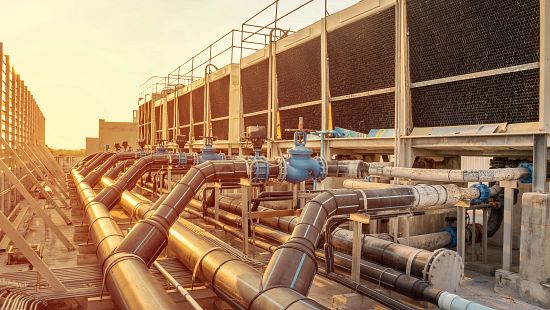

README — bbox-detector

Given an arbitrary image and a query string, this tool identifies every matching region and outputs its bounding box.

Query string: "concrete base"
[495,269,550,308]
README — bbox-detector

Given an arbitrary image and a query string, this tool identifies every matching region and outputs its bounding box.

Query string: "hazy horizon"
[0,0,359,149]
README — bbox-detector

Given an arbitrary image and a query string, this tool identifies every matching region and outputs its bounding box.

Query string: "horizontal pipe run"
[367,166,529,183]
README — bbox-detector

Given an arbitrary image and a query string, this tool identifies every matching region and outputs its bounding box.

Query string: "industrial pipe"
[367,165,530,183]
[79,152,114,177]
[71,169,178,309]
[92,153,191,210]
[82,151,145,187]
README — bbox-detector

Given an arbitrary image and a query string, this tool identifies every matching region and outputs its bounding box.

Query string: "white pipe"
[368,166,528,182]
[153,261,203,310]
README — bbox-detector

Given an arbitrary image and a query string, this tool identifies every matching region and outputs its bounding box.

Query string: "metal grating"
[328,7,395,97]
[276,37,321,107]
[332,92,395,134]
[210,75,230,118]
[411,69,539,127]
[408,0,540,82]
[192,86,205,122]
[241,59,269,114]
[178,93,190,126]
[212,119,229,140]
[279,105,322,140]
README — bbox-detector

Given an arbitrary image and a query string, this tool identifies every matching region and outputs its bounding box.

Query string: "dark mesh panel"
[168,129,175,141]
[154,106,162,131]
[408,0,539,82]
[212,119,229,140]
[167,99,175,128]
[178,94,190,126]
[178,126,190,141]
[244,114,268,130]
[210,76,230,118]
[279,105,322,140]
[277,37,321,107]
[332,92,395,133]
[411,69,539,127]
[328,7,395,96]
[242,59,269,114]
[192,86,205,122]
[194,124,204,140]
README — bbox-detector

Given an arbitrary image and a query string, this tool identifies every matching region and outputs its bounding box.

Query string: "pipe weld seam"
[209,258,241,295]
[284,297,315,310]
[95,233,124,260]
[274,243,318,270]
[247,285,289,310]
[139,217,169,239]
[191,247,224,289]
[100,253,147,297]
[87,215,114,236]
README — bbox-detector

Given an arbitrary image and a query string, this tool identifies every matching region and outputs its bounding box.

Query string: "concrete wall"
[98,117,138,151]
[85,111,138,152]
[85,137,99,154]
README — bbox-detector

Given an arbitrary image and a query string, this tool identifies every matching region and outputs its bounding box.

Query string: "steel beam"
[0,160,74,251]
[0,207,66,292]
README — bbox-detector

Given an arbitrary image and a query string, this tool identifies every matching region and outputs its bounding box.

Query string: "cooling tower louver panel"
[408,0,540,127]
[242,59,269,114]
[179,126,190,140]
[194,124,204,140]
[178,94,190,126]
[244,114,268,131]
[279,105,321,140]
[210,75,230,119]
[328,7,395,97]
[411,69,539,127]
[408,0,539,82]
[154,106,162,131]
[212,119,229,140]
[276,37,321,107]
[192,86,205,123]
[332,92,395,134]
[167,99,175,128]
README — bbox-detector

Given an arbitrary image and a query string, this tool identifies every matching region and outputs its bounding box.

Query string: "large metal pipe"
[83,151,144,187]
[103,175,326,310]
[79,152,114,176]
[367,165,529,183]
[71,169,178,309]
[92,153,191,210]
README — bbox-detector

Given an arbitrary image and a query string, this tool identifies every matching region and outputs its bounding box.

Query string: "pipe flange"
[314,156,328,181]
[192,153,200,165]
[277,157,288,182]
[424,249,464,292]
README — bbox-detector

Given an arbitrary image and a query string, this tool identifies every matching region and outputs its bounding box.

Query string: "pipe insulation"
[83,151,147,187]
[367,165,529,183]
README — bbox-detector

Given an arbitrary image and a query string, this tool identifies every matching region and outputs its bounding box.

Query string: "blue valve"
[518,162,533,184]
[470,183,491,204]
[279,131,327,183]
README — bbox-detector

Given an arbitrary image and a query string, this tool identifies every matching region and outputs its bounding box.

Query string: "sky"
[0,0,359,149]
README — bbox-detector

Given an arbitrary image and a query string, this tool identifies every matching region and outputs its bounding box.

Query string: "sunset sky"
[0,0,358,149]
